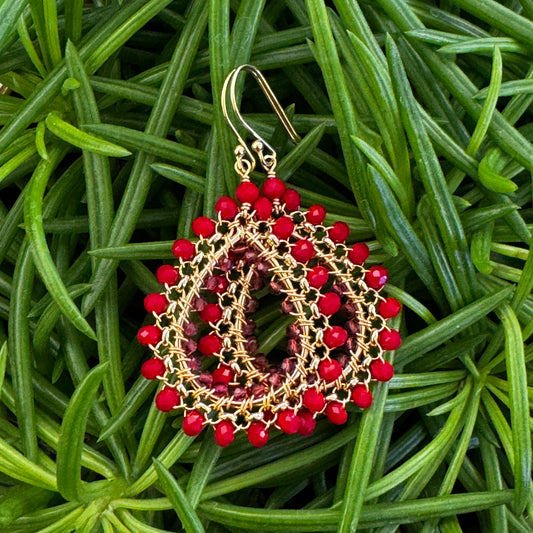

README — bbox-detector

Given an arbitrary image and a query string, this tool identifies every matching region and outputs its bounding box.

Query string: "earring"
[137,65,401,448]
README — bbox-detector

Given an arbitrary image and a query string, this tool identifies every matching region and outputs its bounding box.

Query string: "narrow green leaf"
[396,287,512,365]
[387,35,477,303]
[468,47,502,157]
[0,0,28,57]
[497,304,531,513]
[16,15,47,78]
[199,489,513,530]
[305,0,365,205]
[154,459,205,533]
[24,146,96,340]
[45,113,131,157]
[8,241,38,462]
[65,0,84,43]
[338,372,391,532]
[57,363,110,502]
[35,122,49,161]
[186,435,221,509]
[151,163,206,194]
[277,123,325,181]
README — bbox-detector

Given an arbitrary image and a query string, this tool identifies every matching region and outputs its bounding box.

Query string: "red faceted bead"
[144,293,167,314]
[370,359,394,381]
[156,264,179,285]
[236,181,260,204]
[198,333,222,356]
[318,292,341,316]
[247,421,269,447]
[329,221,350,243]
[211,365,235,385]
[137,325,162,346]
[302,387,326,412]
[182,410,205,436]
[253,197,273,220]
[155,387,179,412]
[192,216,216,238]
[214,420,235,447]
[277,409,300,434]
[298,411,316,436]
[348,243,370,264]
[365,266,388,289]
[281,188,301,211]
[291,239,315,263]
[141,358,166,379]
[307,265,329,288]
[272,216,295,240]
[351,384,373,408]
[215,196,239,220]
[325,401,348,425]
[172,239,195,261]
[262,177,286,199]
[199,303,222,324]
[318,358,343,382]
[306,205,326,225]
[378,298,402,318]
[323,326,348,349]
[378,329,402,351]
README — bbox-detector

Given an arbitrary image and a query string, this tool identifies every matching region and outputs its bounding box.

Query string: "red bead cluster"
[138,181,403,448]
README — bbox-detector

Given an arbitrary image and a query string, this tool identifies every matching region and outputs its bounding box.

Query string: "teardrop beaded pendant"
[137,176,401,447]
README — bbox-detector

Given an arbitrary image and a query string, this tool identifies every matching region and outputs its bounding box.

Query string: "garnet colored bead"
[199,303,222,324]
[253,197,273,220]
[378,329,402,350]
[192,216,216,238]
[291,239,315,263]
[214,420,235,447]
[323,326,348,349]
[137,325,162,346]
[306,205,326,225]
[325,401,348,425]
[370,359,394,381]
[302,387,326,412]
[247,421,269,447]
[318,358,343,382]
[318,292,341,316]
[206,275,229,294]
[365,265,388,289]
[351,384,373,408]
[348,243,370,264]
[211,365,235,385]
[298,411,316,436]
[281,188,301,211]
[307,265,329,288]
[262,177,286,199]
[277,409,300,434]
[272,216,295,240]
[144,293,167,314]
[378,298,402,318]
[329,221,350,243]
[215,196,239,220]
[156,264,179,285]
[236,181,260,204]
[172,239,195,261]
[155,387,180,412]
[198,333,222,356]
[182,410,205,436]
[141,358,166,379]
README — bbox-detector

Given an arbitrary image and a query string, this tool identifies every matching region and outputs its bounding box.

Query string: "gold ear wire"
[221,64,300,176]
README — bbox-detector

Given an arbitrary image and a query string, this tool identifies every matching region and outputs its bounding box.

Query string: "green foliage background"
[0,0,532,531]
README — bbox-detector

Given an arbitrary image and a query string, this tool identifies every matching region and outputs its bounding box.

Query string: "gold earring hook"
[221,65,300,176]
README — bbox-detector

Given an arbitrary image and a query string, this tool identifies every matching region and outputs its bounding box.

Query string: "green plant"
[0,0,531,531]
